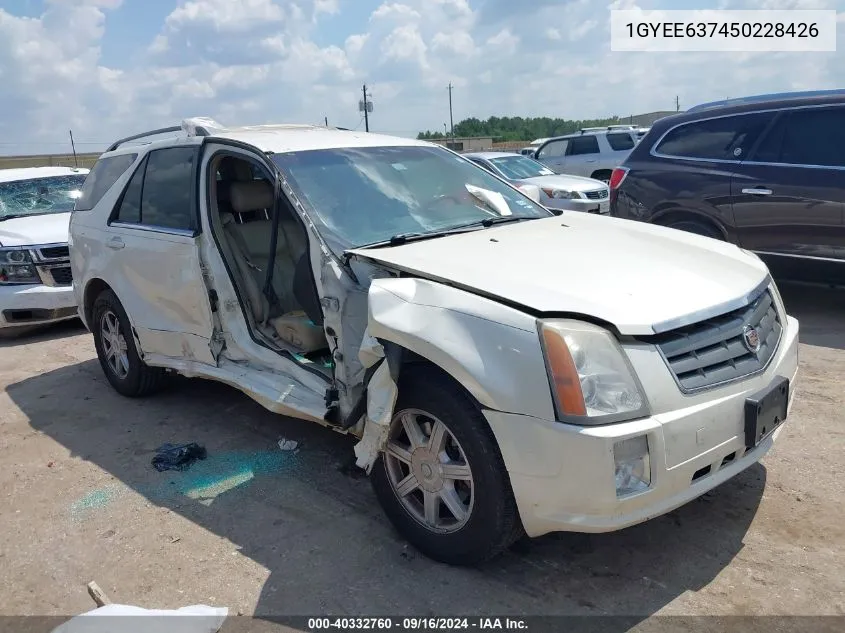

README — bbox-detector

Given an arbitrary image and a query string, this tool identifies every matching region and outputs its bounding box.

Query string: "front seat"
[226,181,327,353]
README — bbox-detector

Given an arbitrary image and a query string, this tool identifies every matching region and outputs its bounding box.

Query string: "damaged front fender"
[352,276,555,471]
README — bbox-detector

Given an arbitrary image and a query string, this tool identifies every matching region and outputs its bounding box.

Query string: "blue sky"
[0,0,842,155]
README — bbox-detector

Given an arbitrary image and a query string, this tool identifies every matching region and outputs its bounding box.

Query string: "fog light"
[614,436,651,497]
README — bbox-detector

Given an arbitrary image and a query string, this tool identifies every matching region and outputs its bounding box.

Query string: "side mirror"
[547,207,564,216]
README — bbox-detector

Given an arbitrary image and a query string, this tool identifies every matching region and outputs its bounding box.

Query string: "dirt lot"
[1,281,843,628]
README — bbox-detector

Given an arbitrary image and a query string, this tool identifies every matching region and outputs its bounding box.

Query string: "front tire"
[370,366,523,565]
[91,289,166,397]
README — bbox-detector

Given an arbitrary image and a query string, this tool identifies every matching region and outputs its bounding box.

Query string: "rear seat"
[223,180,327,353]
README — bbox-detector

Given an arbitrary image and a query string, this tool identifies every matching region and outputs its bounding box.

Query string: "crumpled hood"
[0,212,71,247]
[348,214,770,335]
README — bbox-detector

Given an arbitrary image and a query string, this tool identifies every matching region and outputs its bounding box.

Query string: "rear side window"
[607,133,635,151]
[141,148,196,230]
[75,153,138,211]
[113,157,146,224]
[537,139,568,158]
[656,113,772,161]
[567,136,600,155]
[752,107,845,167]
[111,148,197,231]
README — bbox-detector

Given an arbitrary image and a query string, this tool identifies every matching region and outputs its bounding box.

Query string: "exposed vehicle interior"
[207,153,332,376]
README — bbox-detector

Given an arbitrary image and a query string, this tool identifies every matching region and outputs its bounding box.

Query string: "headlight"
[538,319,649,424]
[542,188,580,200]
[0,248,40,284]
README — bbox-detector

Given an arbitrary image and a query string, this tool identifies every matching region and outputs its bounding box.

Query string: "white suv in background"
[70,118,799,566]
[0,166,88,332]
[533,127,639,182]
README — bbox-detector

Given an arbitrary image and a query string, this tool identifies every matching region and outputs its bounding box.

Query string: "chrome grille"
[647,288,781,392]
[584,189,609,200]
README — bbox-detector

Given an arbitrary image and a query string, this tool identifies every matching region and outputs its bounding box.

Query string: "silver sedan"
[464,151,610,214]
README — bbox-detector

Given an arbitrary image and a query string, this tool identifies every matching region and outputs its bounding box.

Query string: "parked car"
[533,128,638,182]
[0,166,89,332]
[609,91,845,284]
[518,137,550,156]
[464,151,610,213]
[71,118,799,566]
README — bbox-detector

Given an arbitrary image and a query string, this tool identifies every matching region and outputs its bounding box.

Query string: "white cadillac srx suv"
[69,118,800,566]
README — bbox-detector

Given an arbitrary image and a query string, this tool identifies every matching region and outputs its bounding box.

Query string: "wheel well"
[397,349,485,412]
[590,169,612,180]
[651,209,727,240]
[83,278,112,326]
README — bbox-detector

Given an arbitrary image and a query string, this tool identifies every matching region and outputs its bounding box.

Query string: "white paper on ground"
[51,604,229,633]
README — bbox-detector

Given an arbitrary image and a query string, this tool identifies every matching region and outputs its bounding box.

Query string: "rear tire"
[665,219,723,240]
[370,365,524,566]
[91,289,166,398]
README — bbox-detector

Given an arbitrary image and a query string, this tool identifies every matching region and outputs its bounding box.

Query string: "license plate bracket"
[744,376,789,448]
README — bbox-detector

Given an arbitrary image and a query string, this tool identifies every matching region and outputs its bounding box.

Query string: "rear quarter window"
[75,153,138,211]
[655,113,772,161]
[607,133,635,151]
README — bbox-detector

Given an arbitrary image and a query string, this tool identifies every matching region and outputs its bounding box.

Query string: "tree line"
[417,115,628,142]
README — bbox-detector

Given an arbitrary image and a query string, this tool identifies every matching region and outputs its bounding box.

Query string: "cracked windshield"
[0,175,86,219]
[272,145,550,248]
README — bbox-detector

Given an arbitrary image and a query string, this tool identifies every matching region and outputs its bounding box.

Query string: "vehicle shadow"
[775,280,845,351]
[0,318,86,348]
[7,360,767,629]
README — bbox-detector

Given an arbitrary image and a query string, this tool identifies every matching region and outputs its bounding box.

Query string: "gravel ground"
[0,280,843,629]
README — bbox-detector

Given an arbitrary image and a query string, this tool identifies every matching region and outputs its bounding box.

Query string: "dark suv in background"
[609,91,845,284]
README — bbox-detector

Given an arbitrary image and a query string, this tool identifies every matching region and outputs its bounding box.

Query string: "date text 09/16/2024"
[306,617,528,631]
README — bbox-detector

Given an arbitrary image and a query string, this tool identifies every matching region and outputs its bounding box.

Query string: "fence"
[0,152,101,170]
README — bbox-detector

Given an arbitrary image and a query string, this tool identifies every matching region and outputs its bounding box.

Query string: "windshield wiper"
[0,214,27,222]
[354,216,538,251]
[354,225,484,250]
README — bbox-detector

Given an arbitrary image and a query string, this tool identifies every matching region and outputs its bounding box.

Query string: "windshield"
[0,174,86,219]
[489,155,556,180]
[271,145,551,249]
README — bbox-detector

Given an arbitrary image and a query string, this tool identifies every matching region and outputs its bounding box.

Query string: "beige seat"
[223,180,327,354]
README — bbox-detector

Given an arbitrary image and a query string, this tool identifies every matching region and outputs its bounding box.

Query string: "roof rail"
[607,124,638,130]
[580,127,605,133]
[106,126,188,152]
[687,88,845,113]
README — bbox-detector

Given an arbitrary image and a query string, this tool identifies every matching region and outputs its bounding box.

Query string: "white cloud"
[486,28,518,53]
[0,0,843,153]
[431,31,476,57]
[370,3,422,23]
[164,0,285,33]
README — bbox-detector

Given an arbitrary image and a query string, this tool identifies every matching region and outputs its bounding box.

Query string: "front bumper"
[0,283,78,329]
[545,197,609,214]
[484,314,800,538]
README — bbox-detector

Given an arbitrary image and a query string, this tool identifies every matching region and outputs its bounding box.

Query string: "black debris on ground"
[151,442,208,472]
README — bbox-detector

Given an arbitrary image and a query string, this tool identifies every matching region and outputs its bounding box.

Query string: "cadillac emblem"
[742,324,761,354]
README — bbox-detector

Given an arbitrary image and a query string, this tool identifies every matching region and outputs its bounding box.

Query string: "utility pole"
[447,82,454,139]
[361,84,371,132]
[675,95,680,112]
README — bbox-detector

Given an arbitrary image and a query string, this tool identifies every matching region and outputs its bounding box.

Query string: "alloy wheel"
[384,408,475,533]
[100,310,130,380]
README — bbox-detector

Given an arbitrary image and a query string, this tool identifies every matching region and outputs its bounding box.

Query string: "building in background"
[430,136,494,152]
[0,152,101,170]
